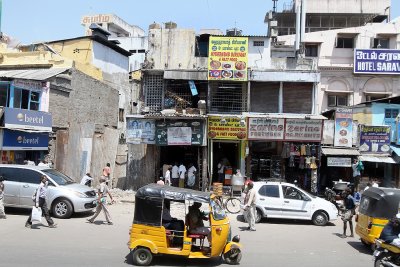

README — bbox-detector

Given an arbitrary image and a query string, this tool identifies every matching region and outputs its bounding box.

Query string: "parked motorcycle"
[373,239,400,267]
[324,187,343,215]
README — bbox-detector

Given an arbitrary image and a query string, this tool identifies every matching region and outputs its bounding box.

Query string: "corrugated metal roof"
[321,147,360,156]
[0,68,69,81]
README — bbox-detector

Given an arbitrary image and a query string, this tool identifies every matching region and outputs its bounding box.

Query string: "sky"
[1,0,400,45]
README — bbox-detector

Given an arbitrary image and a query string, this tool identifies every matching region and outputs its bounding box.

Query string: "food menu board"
[334,108,353,148]
[208,116,247,140]
[359,125,391,154]
[208,36,248,81]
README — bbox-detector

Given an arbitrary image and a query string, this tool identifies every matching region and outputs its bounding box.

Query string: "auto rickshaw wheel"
[224,248,242,265]
[132,247,153,266]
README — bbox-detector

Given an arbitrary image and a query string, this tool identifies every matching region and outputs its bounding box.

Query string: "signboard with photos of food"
[334,108,353,148]
[208,36,248,81]
[247,117,285,140]
[208,116,247,140]
[359,125,391,154]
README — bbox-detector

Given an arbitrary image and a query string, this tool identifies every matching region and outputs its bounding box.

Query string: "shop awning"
[359,155,397,164]
[0,68,69,81]
[321,147,360,156]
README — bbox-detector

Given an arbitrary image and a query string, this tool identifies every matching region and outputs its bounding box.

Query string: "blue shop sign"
[4,107,52,131]
[354,49,400,75]
[2,129,49,150]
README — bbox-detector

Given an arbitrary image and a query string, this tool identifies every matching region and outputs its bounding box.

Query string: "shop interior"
[159,146,200,177]
[212,141,239,184]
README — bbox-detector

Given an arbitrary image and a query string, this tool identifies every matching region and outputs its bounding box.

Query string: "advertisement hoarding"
[359,125,391,153]
[354,49,400,75]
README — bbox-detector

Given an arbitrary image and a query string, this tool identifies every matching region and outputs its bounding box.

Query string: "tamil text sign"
[327,157,352,167]
[359,125,391,153]
[247,118,284,140]
[208,116,246,140]
[354,49,400,74]
[284,119,323,141]
[156,120,204,146]
[208,36,248,81]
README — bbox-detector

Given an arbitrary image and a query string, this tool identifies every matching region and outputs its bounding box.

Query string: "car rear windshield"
[42,169,75,186]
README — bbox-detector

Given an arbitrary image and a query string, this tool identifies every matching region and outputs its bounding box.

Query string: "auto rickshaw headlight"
[232,235,240,243]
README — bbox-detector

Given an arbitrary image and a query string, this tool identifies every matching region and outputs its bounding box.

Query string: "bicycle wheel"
[225,198,241,214]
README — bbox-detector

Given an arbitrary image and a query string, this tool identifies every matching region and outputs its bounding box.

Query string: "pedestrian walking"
[103,163,112,187]
[0,176,6,219]
[165,166,172,186]
[178,163,186,188]
[243,181,256,231]
[171,163,179,187]
[187,163,196,189]
[25,175,57,228]
[341,188,356,238]
[87,176,114,225]
[80,173,93,187]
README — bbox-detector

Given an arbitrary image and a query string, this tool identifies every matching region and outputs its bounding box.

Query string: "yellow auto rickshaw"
[127,184,242,266]
[356,187,400,250]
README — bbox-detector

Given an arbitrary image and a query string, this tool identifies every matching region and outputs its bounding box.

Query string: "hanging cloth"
[300,145,306,156]
[299,156,305,169]
[305,144,311,156]
[310,156,317,169]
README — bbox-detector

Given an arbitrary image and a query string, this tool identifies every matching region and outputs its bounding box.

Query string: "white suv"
[248,181,338,226]
[0,164,97,219]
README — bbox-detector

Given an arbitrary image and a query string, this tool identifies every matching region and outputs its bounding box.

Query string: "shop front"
[247,116,324,194]
[207,115,247,185]
[126,116,207,189]
[0,107,52,164]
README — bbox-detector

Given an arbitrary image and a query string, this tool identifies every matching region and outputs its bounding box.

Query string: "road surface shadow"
[347,240,372,255]
[5,207,94,219]
[125,252,222,266]
[236,214,336,226]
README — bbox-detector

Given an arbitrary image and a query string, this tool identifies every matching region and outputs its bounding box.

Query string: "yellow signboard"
[208,116,247,140]
[208,36,248,81]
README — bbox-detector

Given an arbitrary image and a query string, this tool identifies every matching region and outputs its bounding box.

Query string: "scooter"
[373,239,400,267]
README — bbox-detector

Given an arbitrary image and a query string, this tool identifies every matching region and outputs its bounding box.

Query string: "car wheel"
[132,247,153,266]
[255,208,262,223]
[312,211,328,226]
[52,199,73,219]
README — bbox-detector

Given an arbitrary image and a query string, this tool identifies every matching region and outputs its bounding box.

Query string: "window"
[195,36,209,57]
[328,94,348,107]
[13,88,41,111]
[282,186,307,200]
[209,82,247,113]
[19,169,42,184]
[366,94,387,102]
[336,37,354,48]
[305,44,318,57]
[373,38,389,49]
[258,185,280,198]
[253,41,265,47]
[0,83,10,107]
[385,109,399,119]
[0,167,21,182]
[119,108,125,122]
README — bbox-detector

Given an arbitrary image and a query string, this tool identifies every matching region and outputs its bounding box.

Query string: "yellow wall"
[47,39,103,80]
[0,43,73,68]
[353,107,373,125]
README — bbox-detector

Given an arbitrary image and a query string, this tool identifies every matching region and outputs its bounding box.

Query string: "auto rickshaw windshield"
[210,199,227,220]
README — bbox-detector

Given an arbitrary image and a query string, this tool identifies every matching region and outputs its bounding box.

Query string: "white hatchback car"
[246,181,338,226]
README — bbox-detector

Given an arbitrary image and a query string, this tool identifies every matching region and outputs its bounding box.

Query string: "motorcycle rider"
[380,214,400,247]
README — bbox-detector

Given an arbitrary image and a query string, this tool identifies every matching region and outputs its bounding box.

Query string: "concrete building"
[126,23,324,193]
[271,0,390,36]
[5,26,132,187]
[277,18,400,114]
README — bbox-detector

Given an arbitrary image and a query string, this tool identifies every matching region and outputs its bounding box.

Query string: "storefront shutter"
[250,82,279,113]
[283,83,312,113]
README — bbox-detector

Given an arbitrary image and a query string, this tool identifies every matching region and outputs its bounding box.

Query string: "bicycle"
[214,195,242,214]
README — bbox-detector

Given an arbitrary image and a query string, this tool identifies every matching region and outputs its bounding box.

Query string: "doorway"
[212,141,240,183]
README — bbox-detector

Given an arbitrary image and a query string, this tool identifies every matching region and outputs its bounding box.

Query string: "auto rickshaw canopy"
[134,184,212,226]
[359,187,400,219]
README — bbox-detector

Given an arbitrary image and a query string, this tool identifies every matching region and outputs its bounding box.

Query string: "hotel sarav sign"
[354,49,400,75]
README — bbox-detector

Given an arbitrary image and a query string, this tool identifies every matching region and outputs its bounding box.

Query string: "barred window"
[144,74,164,113]
[253,41,265,47]
[209,82,247,113]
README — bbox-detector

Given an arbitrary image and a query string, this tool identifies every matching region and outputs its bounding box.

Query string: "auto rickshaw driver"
[128,184,242,266]
[187,202,211,242]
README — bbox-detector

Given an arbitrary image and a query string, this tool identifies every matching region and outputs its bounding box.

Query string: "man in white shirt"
[178,163,187,188]
[80,173,93,187]
[187,164,197,188]
[171,163,179,187]
[217,160,225,183]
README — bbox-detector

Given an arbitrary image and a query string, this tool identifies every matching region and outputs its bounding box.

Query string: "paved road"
[0,204,374,267]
